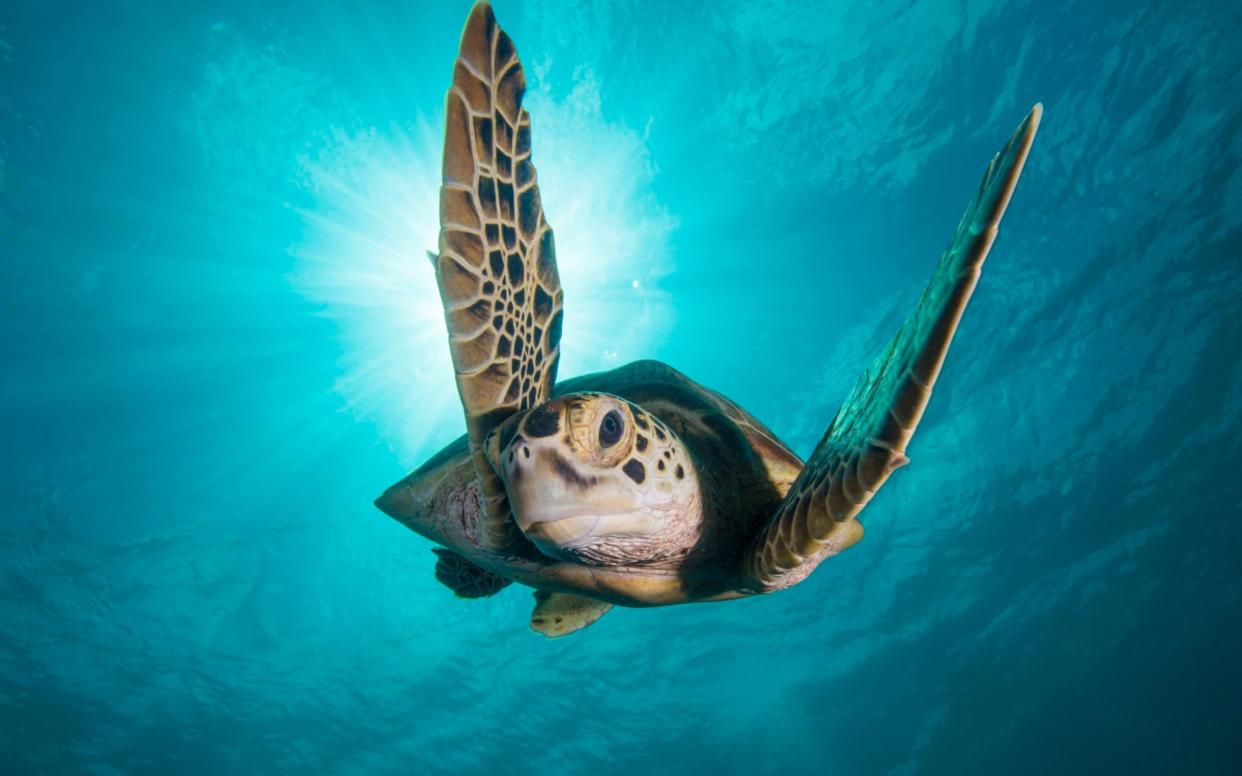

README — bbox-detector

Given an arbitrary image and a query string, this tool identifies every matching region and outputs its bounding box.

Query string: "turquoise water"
[3,0,1240,772]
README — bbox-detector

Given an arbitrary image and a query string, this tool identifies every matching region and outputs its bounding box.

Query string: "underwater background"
[2,0,1240,772]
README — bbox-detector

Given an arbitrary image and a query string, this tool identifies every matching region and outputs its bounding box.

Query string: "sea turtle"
[375,2,1042,638]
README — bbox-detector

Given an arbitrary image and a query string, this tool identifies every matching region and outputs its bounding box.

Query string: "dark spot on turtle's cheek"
[524,404,560,438]
[675,464,685,480]
[623,459,645,484]
[635,435,648,452]
[657,459,666,472]
[550,452,595,489]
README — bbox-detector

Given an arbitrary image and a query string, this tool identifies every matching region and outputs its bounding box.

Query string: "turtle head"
[485,392,703,565]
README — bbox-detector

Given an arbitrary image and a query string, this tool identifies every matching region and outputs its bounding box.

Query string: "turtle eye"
[598,410,624,448]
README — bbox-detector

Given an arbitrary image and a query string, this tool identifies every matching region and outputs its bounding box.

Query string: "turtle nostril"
[506,442,532,470]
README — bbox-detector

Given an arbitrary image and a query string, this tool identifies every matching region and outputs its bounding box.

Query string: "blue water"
[3,0,1240,772]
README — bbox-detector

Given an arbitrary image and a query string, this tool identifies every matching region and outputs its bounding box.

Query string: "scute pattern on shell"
[435,2,564,553]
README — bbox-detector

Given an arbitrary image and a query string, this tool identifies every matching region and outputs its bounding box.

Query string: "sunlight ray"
[291,70,677,462]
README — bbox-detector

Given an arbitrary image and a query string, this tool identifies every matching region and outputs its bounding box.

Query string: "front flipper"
[434,4,564,554]
[432,548,512,598]
[745,105,1043,591]
[529,591,613,638]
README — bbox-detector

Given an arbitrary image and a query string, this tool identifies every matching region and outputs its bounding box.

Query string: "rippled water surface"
[3,0,1240,772]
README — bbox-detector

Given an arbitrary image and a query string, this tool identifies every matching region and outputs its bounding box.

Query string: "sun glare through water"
[291,67,677,463]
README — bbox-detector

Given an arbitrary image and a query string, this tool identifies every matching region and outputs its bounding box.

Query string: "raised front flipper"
[745,105,1043,591]
[529,591,613,638]
[432,548,512,598]
[434,3,564,555]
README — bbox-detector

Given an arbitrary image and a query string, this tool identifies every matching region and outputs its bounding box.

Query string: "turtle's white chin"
[518,509,658,563]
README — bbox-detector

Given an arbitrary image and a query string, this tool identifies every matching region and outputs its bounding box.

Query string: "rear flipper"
[432,548,512,598]
[745,104,1043,591]
[530,591,613,638]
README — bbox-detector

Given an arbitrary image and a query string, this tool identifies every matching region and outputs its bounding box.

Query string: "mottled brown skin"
[376,360,803,607]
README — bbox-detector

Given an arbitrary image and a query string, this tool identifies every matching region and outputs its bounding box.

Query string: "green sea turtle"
[375,2,1042,638]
